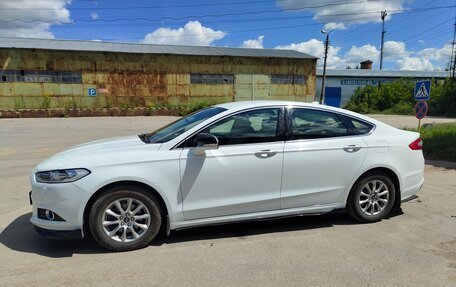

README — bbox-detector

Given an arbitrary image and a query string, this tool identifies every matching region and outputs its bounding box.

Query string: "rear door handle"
[343,145,361,153]
[255,149,277,158]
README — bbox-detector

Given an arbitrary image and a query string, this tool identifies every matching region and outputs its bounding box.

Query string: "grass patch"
[409,123,456,162]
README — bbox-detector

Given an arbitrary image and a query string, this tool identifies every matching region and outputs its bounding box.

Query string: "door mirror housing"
[192,133,219,155]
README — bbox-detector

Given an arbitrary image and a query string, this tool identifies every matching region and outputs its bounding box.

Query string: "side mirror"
[192,133,219,156]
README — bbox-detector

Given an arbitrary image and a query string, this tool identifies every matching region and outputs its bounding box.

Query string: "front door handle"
[343,145,361,153]
[255,149,277,158]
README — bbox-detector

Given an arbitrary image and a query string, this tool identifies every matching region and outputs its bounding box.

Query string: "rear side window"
[339,115,374,135]
[290,109,348,140]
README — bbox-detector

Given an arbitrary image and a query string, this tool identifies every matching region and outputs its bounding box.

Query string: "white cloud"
[0,0,70,38]
[383,41,409,60]
[324,22,346,31]
[395,57,434,70]
[276,39,342,68]
[277,0,406,27]
[416,43,452,63]
[276,38,451,71]
[241,35,264,49]
[142,21,226,46]
[90,12,99,20]
[345,44,379,66]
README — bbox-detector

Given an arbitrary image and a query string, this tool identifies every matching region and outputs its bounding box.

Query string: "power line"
[0,4,454,24]
[0,15,378,30]
[0,0,376,11]
[402,17,455,43]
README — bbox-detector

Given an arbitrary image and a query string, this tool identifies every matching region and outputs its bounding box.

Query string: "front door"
[180,107,284,220]
[281,108,367,209]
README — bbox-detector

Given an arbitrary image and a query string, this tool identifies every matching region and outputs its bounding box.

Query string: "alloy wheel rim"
[102,198,151,243]
[359,180,389,216]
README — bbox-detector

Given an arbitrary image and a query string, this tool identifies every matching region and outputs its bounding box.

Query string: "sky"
[0,0,454,71]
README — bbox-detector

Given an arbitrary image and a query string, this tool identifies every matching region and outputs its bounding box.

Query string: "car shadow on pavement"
[152,209,403,246]
[1,210,404,256]
[0,213,106,258]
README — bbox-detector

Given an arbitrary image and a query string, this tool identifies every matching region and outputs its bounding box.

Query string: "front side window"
[188,108,281,146]
[290,109,348,140]
[142,107,226,144]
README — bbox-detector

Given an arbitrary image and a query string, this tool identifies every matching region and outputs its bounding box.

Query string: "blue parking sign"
[88,88,97,97]
[414,81,430,101]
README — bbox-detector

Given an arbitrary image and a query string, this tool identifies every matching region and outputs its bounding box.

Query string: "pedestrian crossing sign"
[414,80,430,101]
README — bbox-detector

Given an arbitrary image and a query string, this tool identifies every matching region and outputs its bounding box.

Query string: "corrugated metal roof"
[316,68,449,78]
[0,37,317,59]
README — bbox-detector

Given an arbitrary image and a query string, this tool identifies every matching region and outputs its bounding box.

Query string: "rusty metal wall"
[0,48,316,109]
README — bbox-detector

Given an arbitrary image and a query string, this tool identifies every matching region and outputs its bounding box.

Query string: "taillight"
[409,138,423,150]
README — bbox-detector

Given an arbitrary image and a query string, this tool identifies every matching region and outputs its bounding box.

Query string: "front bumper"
[29,176,92,237]
[34,226,83,240]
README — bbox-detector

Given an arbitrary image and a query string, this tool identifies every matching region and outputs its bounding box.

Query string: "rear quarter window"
[339,115,374,135]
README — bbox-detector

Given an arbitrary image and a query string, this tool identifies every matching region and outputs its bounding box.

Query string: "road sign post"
[414,80,430,101]
[414,80,431,129]
[415,101,428,130]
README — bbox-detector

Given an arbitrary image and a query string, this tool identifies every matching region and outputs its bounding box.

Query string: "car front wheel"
[89,186,162,251]
[347,174,396,223]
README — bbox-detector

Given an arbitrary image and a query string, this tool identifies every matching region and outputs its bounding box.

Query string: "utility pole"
[379,10,387,70]
[320,29,332,104]
[451,16,456,82]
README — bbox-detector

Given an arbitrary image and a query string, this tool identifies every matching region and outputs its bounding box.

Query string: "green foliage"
[408,123,456,162]
[64,97,80,109]
[14,96,27,109]
[346,78,456,117]
[40,95,52,109]
[148,101,214,116]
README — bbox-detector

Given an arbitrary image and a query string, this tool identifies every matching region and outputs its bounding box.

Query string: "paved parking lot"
[0,115,455,287]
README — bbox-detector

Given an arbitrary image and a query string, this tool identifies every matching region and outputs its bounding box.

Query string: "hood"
[35,135,161,171]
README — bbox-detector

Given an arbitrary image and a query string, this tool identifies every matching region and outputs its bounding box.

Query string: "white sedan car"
[30,101,424,251]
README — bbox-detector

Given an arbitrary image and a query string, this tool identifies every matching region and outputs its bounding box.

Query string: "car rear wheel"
[347,174,396,223]
[89,186,162,251]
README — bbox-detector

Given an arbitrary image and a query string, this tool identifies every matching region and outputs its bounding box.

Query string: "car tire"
[347,174,396,223]
[89,186,162,251]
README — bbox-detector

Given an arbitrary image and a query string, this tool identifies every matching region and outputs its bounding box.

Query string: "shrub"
[346,78,455,117]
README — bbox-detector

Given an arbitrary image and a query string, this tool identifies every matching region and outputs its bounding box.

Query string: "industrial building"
[0,38,317,110]
[316,67,449,107]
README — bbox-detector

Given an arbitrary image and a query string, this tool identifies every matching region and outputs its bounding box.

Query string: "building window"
[190,73,234,84]
[271,74,306,85]
[0,70,82,83]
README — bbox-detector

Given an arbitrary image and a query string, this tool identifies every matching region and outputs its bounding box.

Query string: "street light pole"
[320,29,332,105]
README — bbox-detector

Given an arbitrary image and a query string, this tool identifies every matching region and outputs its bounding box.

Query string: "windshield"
[140,107,226,144]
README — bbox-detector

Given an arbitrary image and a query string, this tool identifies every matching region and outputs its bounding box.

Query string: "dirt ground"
[0,115,455,287]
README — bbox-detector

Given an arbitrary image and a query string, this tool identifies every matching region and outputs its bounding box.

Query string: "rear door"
[281,108,368,209]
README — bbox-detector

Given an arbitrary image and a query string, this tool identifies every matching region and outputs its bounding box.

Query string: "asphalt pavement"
[0,115,455,287]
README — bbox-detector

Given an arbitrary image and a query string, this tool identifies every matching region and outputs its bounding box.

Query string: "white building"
[316,69,449,107]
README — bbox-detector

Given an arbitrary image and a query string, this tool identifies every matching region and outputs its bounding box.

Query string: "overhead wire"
[0,4,454,24]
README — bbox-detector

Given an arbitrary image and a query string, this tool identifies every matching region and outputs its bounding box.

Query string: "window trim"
[190,73,235,85]
[285,106,376,142]
[0,69,83,84]
[173,106,286,149]
[270,74,307,85]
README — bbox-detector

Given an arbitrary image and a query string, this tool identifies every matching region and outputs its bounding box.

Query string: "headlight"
[35,168,90,183]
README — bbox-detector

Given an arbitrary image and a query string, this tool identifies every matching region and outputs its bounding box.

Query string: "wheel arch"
[82,180,170,237]
[349,167,401,210]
